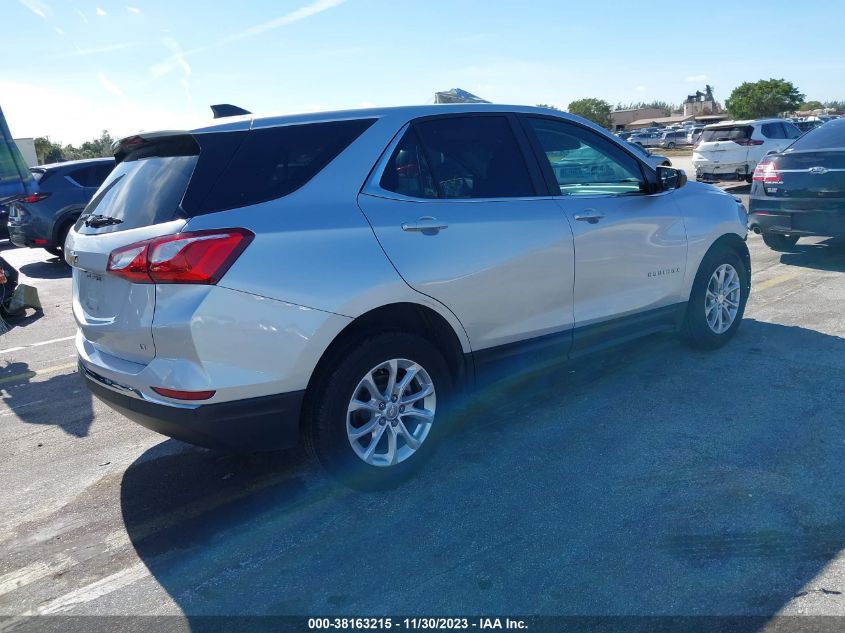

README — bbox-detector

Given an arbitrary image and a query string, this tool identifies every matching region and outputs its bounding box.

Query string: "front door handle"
[573,209,605,224]
[401,216,449,234]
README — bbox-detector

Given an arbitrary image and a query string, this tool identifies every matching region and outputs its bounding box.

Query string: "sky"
[2,0,844,144]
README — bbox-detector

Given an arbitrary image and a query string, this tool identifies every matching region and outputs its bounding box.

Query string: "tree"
[725,79,804,119]
[536,103,560,111]
[799,100,824,111]
[614,101,674,116]
[567,98,612,128]
[34,137,63,164]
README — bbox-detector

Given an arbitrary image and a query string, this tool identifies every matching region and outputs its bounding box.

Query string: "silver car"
[67,105,750,486]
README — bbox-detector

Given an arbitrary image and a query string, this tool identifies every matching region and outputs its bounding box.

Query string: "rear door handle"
[401,216,449,234]
[573,209,605,224]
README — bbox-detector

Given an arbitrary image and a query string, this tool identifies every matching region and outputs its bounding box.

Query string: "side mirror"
[657,166,687,191]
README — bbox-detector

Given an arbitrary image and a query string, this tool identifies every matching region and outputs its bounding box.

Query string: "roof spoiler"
[210,104,252,119]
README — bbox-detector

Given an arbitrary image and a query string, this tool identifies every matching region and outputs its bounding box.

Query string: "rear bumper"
[693,158,751,181]
[81,361,304,451]
[748,209,845,237]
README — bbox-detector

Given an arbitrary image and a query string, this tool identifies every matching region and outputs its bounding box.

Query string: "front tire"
[761,232,799,251]
[304,332,452,489]
[682,246,749,350]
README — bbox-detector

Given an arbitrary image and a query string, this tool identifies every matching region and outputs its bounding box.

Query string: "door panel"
[555,193,688,326]
[522,115,688,333]
[358,194,575,350]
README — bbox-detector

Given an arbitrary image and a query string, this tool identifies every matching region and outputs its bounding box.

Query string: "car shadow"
[778,238,845,273]
[19,259,71,280]
[120,319,845,620]
[0,362,94,437]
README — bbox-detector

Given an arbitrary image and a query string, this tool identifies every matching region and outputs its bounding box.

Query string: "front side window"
[413,116,535,199]
[527,117,645,196]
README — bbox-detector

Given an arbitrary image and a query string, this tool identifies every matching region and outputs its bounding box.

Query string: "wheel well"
[302,303,469,424]
[709,233,751,279]
[52,214,79,246]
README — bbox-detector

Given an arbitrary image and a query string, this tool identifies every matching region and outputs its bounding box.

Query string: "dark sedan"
[748,118,845,251]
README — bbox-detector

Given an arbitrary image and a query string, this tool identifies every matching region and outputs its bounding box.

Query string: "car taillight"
[19,192,51,203]
[106,228,253,284]
[752,161,781,183]
[733,138,764,146]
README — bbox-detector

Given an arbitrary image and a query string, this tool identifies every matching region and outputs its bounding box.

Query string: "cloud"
[96,7,107,16]
[0,80,206,145]
[18,0,50,19]
[74,7,88,22]
[686,74,708,82]
[98,72,126,98]
[151,37,192,104]
[127,6,141,13]
[53,26,64,36]
[73,42,147,56]
[635,85,646,92]
[151,0,346,70]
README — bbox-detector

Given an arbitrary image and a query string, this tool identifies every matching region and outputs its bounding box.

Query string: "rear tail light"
[733,138,765,146]
[19,192,51,203]
[106,228,253,284]
[752,161,781,183]
[151,387,216,401]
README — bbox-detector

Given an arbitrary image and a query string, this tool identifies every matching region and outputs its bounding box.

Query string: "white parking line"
[0,336,75,355]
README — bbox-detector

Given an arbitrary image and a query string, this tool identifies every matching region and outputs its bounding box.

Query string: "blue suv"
[8,158,114,256]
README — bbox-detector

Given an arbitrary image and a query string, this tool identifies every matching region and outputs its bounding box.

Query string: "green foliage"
[798,101,824,111]
[567,98,612,128]
[33,130,115,165]
[725,79,804,119]
[614,101,674,116]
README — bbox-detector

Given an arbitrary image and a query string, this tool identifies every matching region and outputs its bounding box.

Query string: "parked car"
[693,119,801,183]
[659,130,688,149]
[67,105,750,487]
[687,126,705,145]
[7,158,115,257]
[616,131,633,141]
[629,131,662,147]
[748,118,845,251]
[627,141,672,167]
[0,202,9,238]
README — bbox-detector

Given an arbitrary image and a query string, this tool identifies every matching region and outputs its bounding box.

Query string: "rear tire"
[682,246,749,350]
[303,332,453,489]
[762,232,799,251]
[46,220,74,260]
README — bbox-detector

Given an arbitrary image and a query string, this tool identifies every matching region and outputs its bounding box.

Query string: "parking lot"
[1,178,845,623]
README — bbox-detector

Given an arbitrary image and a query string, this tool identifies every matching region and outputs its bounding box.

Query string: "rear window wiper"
[84,214,123,228]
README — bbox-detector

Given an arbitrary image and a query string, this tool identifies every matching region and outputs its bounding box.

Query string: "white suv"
[693,119,801,182]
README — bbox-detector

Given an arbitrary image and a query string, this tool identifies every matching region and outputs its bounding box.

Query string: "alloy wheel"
[346,358,436,467]
[705,264,741,334]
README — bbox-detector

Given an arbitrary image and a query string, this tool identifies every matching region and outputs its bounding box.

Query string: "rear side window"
[67,162,115,187]
[196,118,375,213]
[412,116,534,199]
[701,126,752,142]
[380,128,438,198]
[786,120,845,152]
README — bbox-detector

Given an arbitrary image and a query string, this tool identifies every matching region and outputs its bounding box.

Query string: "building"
[610,107,666,130]
[626,114,695,130]
[683,85,721,117]
[434,88,489,104]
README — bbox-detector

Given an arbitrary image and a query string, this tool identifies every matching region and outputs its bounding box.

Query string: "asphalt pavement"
[1,189,845,626]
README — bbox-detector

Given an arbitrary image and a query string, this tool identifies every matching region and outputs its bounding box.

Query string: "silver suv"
[67,105,751,486]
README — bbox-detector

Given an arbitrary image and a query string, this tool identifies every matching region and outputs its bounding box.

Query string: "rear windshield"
[785,120,845,152]
[76,136,200,234]
[76,119,375,233]
[701,126,752,143]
